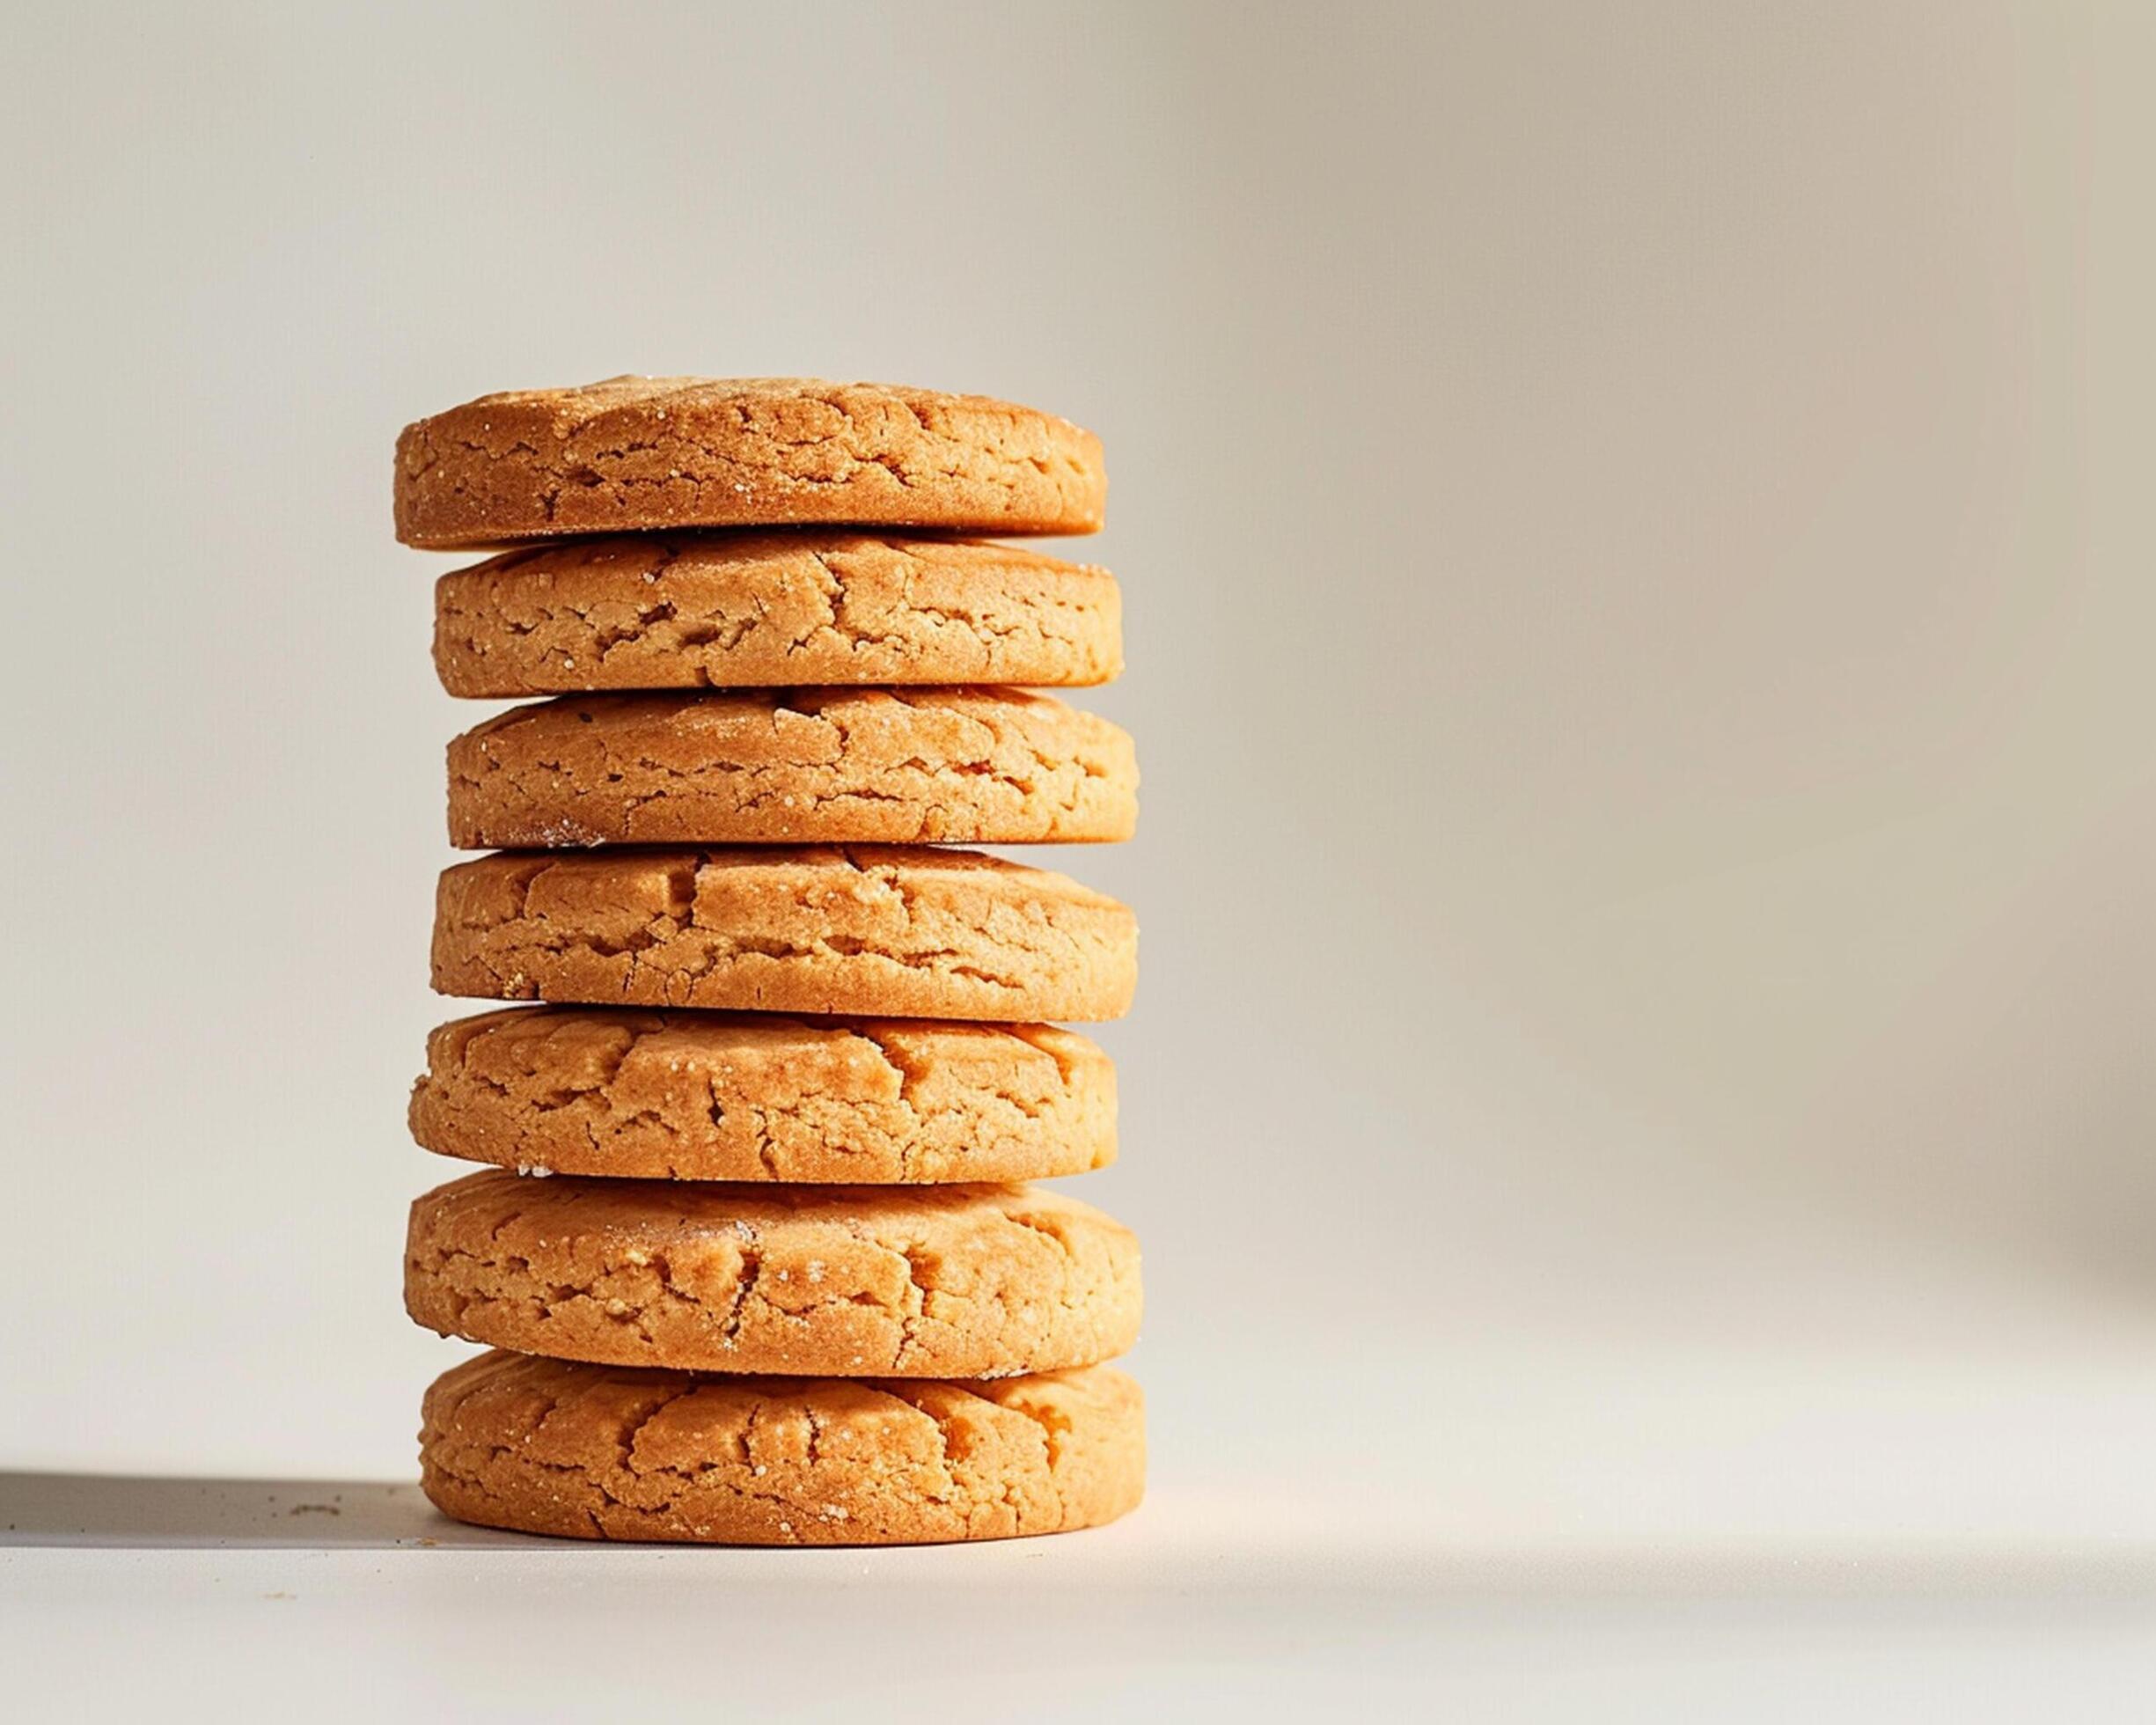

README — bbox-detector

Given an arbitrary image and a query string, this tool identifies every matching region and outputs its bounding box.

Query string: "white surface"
[6,1478,2156,1721]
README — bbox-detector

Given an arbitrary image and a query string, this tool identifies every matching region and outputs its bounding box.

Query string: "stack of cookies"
[392,379,1144,1545]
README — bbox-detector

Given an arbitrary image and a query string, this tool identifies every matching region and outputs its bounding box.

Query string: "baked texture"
[405,1170,1141,1377]
[420,1350,1143,1545]
[446,687,1138,848]
[433,532,1122,695]
[395,378,1105,547]
[430,845,1137,1022]
[410,1007,1115,1183]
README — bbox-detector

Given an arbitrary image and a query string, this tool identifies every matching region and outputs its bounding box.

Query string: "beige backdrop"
[3,0,2151,1546]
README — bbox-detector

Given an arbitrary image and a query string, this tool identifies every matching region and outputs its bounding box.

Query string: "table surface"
[6,1472,2154,1721]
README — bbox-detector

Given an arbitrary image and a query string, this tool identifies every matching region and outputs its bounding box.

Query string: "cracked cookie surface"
[433,532,1122,695]
[430,843,1138,1021]
[446,687,1137,848]
[395,377,1105,547]
[404,1170,1142,1376]
[410,1006,1116,1183]
[420,1350,1144,1545]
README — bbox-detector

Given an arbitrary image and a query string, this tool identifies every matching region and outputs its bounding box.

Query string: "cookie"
[404,1170,1142,1377]
[433,532,1122,696]
[410,1007,1116,1183]
[431,845,1138,1022]
[420,1350,1144,1545]
[395,378,1105,547]
[446,688,1138,849]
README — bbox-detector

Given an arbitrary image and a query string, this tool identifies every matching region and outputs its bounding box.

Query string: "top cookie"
[395,378,1106,547]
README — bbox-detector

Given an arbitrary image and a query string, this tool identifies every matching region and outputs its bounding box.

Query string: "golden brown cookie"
[395,378,1105,547]
[410,1007,1116,1183]
[430,845,1138,1022]
[404,1171,1142,1377]
[420,1350,1144,1545]
[446,687,1138,849]
[433,533,1123,696]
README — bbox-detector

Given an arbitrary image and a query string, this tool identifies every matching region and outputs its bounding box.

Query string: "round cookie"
[411,1007,1117,1183]
[430,844,1138,1022]
[420,1350,1144,1545]
[446,688,1138,849]
[395,378,1105,547]
[404,1170,1142,1377]
[433,533,1123,696]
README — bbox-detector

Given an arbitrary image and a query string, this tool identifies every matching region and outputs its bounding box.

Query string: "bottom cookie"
[420,1350,1144,1545]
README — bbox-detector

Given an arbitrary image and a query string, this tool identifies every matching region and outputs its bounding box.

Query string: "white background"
[4,3,2154,1687]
